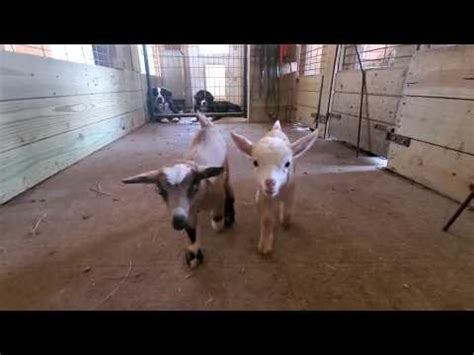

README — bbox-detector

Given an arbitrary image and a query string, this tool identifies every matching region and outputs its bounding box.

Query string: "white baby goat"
[231,120,317,255]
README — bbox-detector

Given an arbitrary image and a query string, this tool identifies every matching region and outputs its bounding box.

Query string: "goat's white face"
[122,163,224,230]
[252,137,292,196]
[231,121,318,197]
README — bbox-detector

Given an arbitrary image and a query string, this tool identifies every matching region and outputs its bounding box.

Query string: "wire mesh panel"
[299,44,326,76]
[143,45,247,117]
[340,44,416,71]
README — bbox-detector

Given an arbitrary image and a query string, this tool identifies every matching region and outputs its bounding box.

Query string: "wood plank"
[404,46,474,100]
[332,92,401,124]
[396,96,474,154]
[295,105,317,128]
[334,68,407,96]
[296,75,322,92]
[0,51,141,100]
[387,140,474,203]
[0,91,143,153]
[296,90,320,108]
[329,113,391,157]
[0,109,145,204]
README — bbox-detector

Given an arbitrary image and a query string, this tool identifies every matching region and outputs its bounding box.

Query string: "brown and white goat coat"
[231,121,317,255]
[122,113,235,268]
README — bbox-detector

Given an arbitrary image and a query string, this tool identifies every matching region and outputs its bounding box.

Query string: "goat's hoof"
[211,216,225,232]
[185,249,203,269]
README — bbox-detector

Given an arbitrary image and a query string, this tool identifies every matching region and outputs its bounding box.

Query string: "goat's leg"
[210,194,226,233]
[184,213,203,269]
[223,163,235,227]
[224,183,235,227]
[258,197,275,255]
[280,183,295,229]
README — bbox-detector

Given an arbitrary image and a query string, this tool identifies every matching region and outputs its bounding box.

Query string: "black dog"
[152,87,180,115]
[194,90,242,114]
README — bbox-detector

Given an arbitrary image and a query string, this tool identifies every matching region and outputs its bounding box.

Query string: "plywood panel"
[332,92,400,124]
[335,68,406,96]
[0,91,143,153]
[279,73,296,121]
[396,96,474,154]
[0,109,145,204]
[0,51,142,100]
[404,46,474,100]
[387,140,474,202]
[296,75,322,92]
[329,113,391,157]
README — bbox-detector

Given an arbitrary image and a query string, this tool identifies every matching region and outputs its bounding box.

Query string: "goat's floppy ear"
[121,169,161,184]
[197,166,225,180]
[230,131,253,157]
[291,131,318,159]
[272,120,282,131]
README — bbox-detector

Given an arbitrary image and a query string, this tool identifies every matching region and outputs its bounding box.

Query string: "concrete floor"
[0,120,473,310]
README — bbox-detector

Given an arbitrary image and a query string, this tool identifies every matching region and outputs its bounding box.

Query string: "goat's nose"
[265,179,276,188]
[172,214,187,231]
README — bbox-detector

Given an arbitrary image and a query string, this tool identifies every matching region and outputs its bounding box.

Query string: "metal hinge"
[374,123,390,132]
[386,132,411,147]
[328,112,342,120]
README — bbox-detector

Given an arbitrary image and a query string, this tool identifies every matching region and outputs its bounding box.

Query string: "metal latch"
[311,113,328,124]
[386,132,411,147]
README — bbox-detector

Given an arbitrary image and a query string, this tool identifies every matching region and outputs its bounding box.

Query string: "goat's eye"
[285,161,290,168]
[253,160,259,167]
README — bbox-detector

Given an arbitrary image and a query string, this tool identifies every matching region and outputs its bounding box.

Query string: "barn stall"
[0,44,472,310]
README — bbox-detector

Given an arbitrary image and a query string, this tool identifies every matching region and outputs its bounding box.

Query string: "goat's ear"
[197,166,225,180]
[230,131,253,157]
[272,120,282,131]
[291,131,318,159]
[121,169,161,184]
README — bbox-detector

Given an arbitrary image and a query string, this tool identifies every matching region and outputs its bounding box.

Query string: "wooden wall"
[387,45,474,202]
[329,67,408,157]
[0,47,149,204]
[328,45,417,157]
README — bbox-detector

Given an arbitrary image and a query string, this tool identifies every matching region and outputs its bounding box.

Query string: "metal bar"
[153,112,244,118]
[442,187,474,232]
[314,74,324,129]
[142,45,154,121]
[243,44,248,117]
[354,45,366,157]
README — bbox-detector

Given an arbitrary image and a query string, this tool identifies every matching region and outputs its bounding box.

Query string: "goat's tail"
[196,112,213,128]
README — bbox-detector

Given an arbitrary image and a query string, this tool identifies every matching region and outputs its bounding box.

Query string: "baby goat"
[122,113,235,268]
[231,121,317,255]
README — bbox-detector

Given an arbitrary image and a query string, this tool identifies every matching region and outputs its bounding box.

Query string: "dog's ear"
[194,90,203,101]
[151,88,158,97]
[162,88,172,98]
[206,91,215,102]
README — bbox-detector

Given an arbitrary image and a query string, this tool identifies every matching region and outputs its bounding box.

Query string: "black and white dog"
[152,87,181,123]
[194,90,242,115]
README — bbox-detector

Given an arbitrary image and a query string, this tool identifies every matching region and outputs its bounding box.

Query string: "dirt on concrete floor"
[0,120,473,310]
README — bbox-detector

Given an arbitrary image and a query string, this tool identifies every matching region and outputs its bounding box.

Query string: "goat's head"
[231,120,318,197]
[122,162,224,230]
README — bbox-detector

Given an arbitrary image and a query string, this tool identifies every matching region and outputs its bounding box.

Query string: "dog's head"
[153,87,173,105]
[194,90,214,111]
